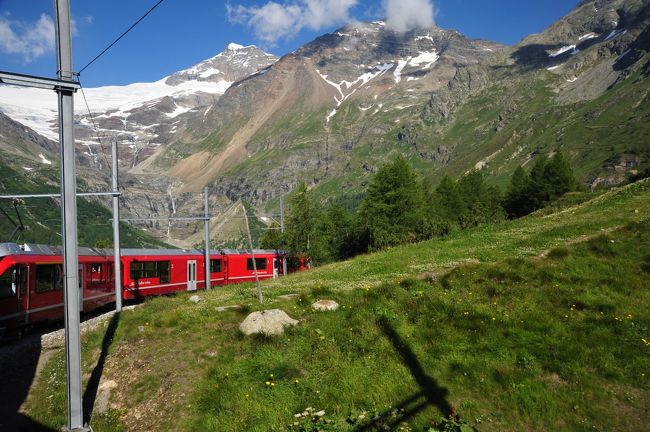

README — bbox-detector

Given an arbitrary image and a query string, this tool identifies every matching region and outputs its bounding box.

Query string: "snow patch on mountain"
[409,51,439,69]
[579,32,598,40]
[39,153,52,165]
[318,63,395,123]
[414,34,434,43]
[394,60,408,83]
[549,45,577,57]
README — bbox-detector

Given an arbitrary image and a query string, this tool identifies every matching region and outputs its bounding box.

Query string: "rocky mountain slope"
[157,0,649,210]
[0,44,278,169]
[0,0,648,248]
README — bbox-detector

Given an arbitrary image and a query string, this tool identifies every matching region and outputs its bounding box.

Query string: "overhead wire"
[78,81,114,171]
[77,0,167,76]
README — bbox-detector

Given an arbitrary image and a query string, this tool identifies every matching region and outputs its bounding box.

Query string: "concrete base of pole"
[62,425,92,432]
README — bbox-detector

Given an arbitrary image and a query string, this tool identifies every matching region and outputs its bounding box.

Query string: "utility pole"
[54,0,86,430]
[204,187,210,290]
[279,194,288,276]
[242,203,262,303]
[112,141,122,312]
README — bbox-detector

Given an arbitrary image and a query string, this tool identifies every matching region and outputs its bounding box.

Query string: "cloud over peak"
[384,0,436,33]
[227,0,358,45]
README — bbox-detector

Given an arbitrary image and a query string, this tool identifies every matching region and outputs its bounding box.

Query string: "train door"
[30,263,64,323]
[273,258,279,279]
[187,260,197,291]
[0,267,18,322]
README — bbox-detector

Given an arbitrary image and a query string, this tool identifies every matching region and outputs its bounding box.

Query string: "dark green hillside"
[0,163,168,248]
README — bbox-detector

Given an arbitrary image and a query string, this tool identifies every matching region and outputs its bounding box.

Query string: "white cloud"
[0,14,55,62]
[227,0,358,45]
[384,0,435,33]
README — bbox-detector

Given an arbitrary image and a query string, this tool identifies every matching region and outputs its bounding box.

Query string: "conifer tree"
[544,151,577,200]
[260,222,284,250]
[285,182,315,255]
[434,175,463,223]
[504,166,531,218]
[358,155,428,249]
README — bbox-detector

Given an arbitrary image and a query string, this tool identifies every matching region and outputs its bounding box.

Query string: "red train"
[0,243,298,332]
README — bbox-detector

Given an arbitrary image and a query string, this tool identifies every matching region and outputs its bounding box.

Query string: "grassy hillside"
[22,179,650,431]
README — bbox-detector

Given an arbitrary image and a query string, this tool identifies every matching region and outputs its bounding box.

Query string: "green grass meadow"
[23,180,650,431]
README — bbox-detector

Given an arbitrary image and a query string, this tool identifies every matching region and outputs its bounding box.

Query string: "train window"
[130,261,170,282]
[19,267,26,297]
[0,268,16,299]
[210,259,222,273]
[90,264,103,284]
[130,262,144,279]
[159,261,170,283]
[35,264,63,293]
[246,258,267,271]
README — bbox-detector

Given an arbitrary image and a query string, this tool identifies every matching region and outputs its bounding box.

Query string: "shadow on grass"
[0,333,58,431]
[83,311,120,424]
[354,316,452,431]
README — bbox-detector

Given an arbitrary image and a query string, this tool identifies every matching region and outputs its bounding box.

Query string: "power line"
[78,81,113,170]
[77,0,167,75]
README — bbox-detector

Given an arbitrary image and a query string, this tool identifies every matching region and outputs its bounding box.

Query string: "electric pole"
[55,0,86,429]
[112,141,122,312]
[280,194,288,276]
[204,187,211,290]
[242,203,262,303]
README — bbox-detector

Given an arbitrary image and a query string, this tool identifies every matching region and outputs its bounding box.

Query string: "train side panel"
[121,253,208,299]
[80,256,115,311]
[224,252,278,284]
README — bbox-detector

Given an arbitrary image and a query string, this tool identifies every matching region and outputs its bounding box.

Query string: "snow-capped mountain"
[0,0,648,249]
[0,43,278,169]
[166,20,504,194]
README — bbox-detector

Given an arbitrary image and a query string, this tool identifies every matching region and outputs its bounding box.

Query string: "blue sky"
[0,0,579,87]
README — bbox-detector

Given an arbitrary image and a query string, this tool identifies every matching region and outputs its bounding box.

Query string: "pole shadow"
[354,316,452,431]
[0,334,58,431]
[83,311,120,424]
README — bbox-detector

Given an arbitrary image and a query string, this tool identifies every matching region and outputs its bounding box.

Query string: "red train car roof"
[0,243,110,258]
[0,243,283,260]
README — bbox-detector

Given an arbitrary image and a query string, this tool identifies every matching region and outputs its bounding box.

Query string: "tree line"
[262,152,578,264]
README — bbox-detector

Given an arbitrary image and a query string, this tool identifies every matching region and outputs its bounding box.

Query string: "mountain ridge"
[0,0,648,248]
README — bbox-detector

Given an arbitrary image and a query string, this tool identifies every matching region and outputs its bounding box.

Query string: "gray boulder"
[239,309,299,336]
[312,300,339,311]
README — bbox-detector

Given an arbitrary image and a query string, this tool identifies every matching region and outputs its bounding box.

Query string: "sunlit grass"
[22,179,650,431]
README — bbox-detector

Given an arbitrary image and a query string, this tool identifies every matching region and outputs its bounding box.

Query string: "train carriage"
[121,248,205,299]
[0,243,115,331]
[221,249,280,284]
[0,243,290,332]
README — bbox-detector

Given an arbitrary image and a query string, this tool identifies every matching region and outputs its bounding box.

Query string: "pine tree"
[358,155,428,249]
[285,182,315,255]
[504,166,531,218]
[528,155,550,210]
[544,151,576,200]
[434,175,463,223]
[260,222,284,250]
[455,170,505,228]
[320,204,361,261]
